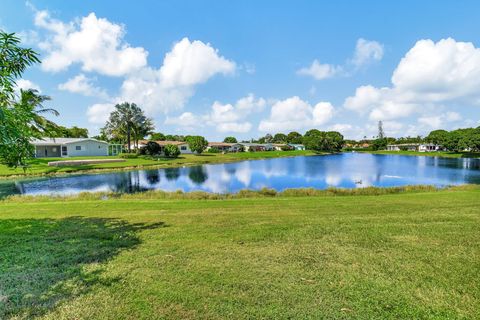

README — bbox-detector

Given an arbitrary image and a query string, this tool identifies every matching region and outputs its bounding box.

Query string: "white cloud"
[351,38,384,67]
[418,112,462,129]
[15,79,41,92]
[344,38,480,122]
[165,94,262,134]
[159,38,235,88]
[165,112,200,128]
[298,38,384,80]
[86,103,115,125]
[120,37,236,115]
[35,11,148,76]
[258,96,334,132]
[58,74,108,99]
[217,122,252,133]
[297,60,341,80]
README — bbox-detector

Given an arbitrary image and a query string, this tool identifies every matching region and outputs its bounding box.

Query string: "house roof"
[31,138,108,145]
[208,142,234,147]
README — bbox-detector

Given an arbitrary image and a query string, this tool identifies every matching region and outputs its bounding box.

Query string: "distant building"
[137,140,193,154]
[386,143,441,152]
[239,143,274,152]
[288,144,306,151]
[32,138,112,158]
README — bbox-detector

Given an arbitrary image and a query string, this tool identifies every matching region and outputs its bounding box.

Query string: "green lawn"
[1,186,479,319]
[359,150,480,158]
[0,150,315,178]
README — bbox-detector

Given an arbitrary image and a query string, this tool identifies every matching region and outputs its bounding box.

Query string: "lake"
[1,153,480,197]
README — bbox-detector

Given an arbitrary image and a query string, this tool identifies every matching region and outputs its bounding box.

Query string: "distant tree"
[372,138,388,151]
[325,131,344,152]
[223,136,237,143]
[287,131,303,144]
[264,133,273,143]
[150,132,166,141]
[273,133,288,143]
[425,130,449,145]
[53,126,88,138]
[186,135,208,154]
[164,134,184,141]
[103,102,153,152]
[144,141,161,155]
[164,144,180,158]
[92,128,109,142]
[302,129,344,152]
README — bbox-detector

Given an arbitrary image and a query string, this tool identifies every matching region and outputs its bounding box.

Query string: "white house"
[239,143,274,151]
[386,143,441,152]
[32,138,111,158]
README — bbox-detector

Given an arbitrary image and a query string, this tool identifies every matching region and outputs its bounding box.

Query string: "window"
[75,146,82,151]
[181,146,187,151]
[61,146,67,156]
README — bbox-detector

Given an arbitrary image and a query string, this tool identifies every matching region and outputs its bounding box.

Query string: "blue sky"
[2,0,480,140]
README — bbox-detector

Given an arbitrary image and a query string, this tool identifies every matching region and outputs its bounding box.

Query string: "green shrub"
[119,153,138,159]
[164,144,180,158]
[144,141,161,155]
[207,147,220,153]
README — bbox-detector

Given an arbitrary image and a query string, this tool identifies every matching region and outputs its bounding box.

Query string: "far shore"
[0,150,320,180]
[357,150,480,159]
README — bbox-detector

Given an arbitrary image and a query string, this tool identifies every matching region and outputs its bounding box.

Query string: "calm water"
[1,153,480,197]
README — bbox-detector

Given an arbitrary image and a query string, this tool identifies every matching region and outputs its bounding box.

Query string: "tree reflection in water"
[188,166,208,185]
[164,168,180,181]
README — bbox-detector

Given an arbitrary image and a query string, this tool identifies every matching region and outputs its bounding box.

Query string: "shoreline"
[0,151,323,181]
[3,184,477,202]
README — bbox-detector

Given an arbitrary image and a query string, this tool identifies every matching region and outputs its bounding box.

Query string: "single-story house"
[137,140,193,154]
[387,143,441,152]
[207,142,234,152]
[288,144,305,151]
[239,143,274,152]
[272,143,293,151]
[32,138,111,158]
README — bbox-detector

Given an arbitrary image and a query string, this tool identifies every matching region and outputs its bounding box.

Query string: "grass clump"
[4,185,473,203]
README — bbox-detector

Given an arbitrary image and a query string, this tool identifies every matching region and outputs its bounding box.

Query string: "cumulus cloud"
[35,10,148,76]
[351,38,384,67]
[86,103,115,124]
[164,94,264,133]
[258,96,334,132]
[58,74,109,99]
[418,111,462,129]
[344,38,480,122]
[159,38,235,88]
[298,38,384,80]
[297,60,341,80]
[119,37,236,115]
[29,9,237,125]
[164,112,200,128]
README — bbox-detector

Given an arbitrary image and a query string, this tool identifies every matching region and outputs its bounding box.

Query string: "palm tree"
[103,102,154,152]
[14,89,59,137]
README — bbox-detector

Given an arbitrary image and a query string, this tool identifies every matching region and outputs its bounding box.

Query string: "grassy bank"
[0,150,316,178]
[1,186,479,319]
[359,150,480,158]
